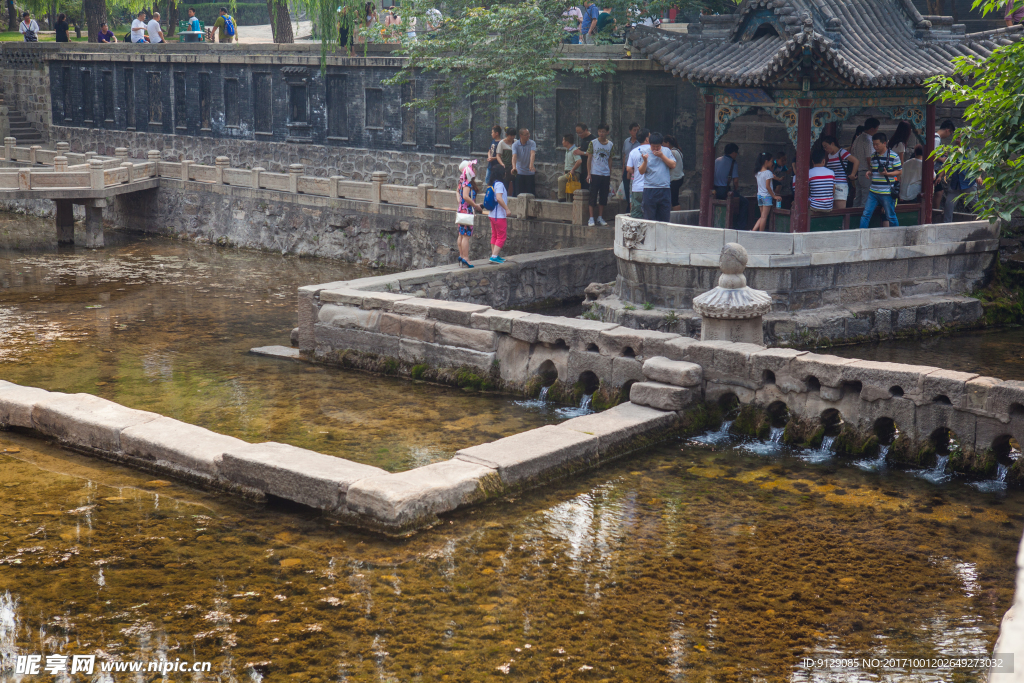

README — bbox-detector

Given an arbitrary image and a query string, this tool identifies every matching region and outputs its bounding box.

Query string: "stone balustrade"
[0,138,608,225]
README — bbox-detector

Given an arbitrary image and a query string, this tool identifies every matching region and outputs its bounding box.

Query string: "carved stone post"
[29,145,41,164]
[572,189,590,225]
[417,182,431,208]
[114,147,128,163]
[147,150,160,177]
[89,158,105,190]
[252,167,264,190]
[121,161,134,184]
[180,159,192,182]
[516,192,534,219]
[53,156,68,173]
[692,243,772,346]
[370,171,387,203]
[55,141,70,155]
[4,137,14,161]
[330,175,342,198]
[215,156,230,184]
[288,164,304,193]
[18,168,30,190]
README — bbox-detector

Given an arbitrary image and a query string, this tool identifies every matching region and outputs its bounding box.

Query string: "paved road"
[234,20,312,43]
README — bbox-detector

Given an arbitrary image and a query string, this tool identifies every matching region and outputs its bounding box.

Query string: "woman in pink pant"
[486,160,509,264]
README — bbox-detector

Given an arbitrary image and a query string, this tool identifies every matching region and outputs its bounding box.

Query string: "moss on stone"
[1007,458,1024,489]
[833,428,879,459]
[948,447,997,480]
[732,404,771,440]
[887,433,936,468]
[410,364,428,380]
[781,418,824,449]
[590,382,626,412]
[679,402,723,437]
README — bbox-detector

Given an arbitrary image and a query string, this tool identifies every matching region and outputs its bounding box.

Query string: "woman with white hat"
[456,160,482,268]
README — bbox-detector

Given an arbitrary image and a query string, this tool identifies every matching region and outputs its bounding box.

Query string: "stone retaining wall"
[302,264,1024,489]
[613,216,999,311]
[109,182,618,270]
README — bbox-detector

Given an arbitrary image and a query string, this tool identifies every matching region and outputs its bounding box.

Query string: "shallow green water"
[0,428,1020,682]
[0,220,560,472]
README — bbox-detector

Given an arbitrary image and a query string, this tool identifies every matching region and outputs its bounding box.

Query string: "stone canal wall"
[302,263,1024,490]
[109,181,617,269]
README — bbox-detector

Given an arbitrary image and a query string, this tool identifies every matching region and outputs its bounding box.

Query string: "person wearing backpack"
[484,159,509,264]
[212,7,238,43]
[859,132,902,229]
[19,11,39,42]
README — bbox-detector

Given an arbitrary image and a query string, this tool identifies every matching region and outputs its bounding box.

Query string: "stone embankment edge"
[301,268,1024,488]
[0,379,683,536]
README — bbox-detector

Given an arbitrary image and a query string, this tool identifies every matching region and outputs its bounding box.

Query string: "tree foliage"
[925,0,1024,223]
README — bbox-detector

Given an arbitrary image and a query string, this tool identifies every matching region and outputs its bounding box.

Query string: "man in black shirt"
[574,122,596,191]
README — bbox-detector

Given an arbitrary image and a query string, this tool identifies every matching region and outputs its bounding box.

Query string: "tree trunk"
[167,0,177,37]
[7,0,16,31]
[82,0,106,42]
[267,0,293,43]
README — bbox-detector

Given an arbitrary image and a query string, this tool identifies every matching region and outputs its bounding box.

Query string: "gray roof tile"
[632,0,1022,87]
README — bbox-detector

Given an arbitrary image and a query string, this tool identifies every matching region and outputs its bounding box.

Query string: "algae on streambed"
[0,228,562,472]
[0,427,1020,682]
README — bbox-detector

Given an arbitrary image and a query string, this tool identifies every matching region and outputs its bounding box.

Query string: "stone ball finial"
[718,242,748,290]
[720,242,747,274]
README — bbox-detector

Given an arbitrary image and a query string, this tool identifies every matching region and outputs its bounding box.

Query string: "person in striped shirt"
[821,135,859,209]
[808,150,836,213]
[858,132,902,229]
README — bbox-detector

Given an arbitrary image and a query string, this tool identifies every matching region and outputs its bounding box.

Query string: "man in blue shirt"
[581,0,600,43]
[638,132,676,222]
[713,142,747,229]
[96,21,117,42]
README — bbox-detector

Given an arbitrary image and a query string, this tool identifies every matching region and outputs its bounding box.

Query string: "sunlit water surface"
[0,427,1020,682]
[0,221,567,472]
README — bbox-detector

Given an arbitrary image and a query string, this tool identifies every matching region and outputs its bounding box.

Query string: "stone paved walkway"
[234,20,312,43]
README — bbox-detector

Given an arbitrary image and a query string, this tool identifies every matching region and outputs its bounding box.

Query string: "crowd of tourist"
[454,120,686,265]
[713,116,977,230]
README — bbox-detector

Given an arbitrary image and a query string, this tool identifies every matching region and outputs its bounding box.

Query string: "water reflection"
[0,229,561,471]
[0,425,1020,681]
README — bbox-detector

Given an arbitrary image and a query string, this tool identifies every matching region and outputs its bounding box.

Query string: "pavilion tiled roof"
[631,0,1023,87]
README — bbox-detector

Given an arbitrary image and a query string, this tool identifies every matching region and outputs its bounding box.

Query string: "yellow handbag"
[565,173,582,197]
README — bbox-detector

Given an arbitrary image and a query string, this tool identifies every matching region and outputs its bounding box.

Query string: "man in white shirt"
[147,12,164,43]
[625,129,649,218]
[131,11,149,43]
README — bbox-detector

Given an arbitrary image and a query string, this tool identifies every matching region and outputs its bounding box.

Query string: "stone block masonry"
[302,262,1024,496]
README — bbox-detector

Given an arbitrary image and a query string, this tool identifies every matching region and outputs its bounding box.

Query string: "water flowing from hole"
[856,444,890,472]
[513,384,552,411]
[555,393,594,419]
[917,455,952,485]
[799,434,837,464]
[770,427,784,444]
[690,421,734,447]
[971,463,1010,492]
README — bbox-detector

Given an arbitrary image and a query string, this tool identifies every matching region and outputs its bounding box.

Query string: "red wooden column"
[699,94,716,227]
[792,99,812,233]
[921,103,936,225]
